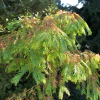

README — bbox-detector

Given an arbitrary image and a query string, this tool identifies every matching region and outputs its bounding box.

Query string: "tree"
[0,0,61,36]
[80,0,100,54]
[60,0,100,53]
[0,10,100,100]
[73,0,100,53]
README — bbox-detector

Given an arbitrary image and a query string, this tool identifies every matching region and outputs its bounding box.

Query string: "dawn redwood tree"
[72,0,100,53]
[0,10,100,100]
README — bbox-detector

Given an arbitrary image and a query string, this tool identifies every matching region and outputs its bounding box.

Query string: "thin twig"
[11,84,38,100]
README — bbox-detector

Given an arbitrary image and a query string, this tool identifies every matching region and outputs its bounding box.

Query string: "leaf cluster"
[0,10,100,100]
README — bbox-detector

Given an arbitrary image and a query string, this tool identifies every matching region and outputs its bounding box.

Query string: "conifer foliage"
[0,10,100,100]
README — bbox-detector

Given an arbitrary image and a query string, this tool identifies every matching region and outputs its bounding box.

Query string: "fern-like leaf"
[11,65,29,86]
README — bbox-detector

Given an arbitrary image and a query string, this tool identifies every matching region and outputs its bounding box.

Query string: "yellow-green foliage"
[0,10,100,100]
